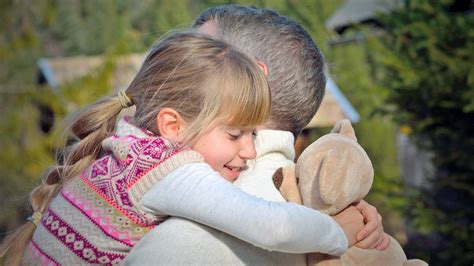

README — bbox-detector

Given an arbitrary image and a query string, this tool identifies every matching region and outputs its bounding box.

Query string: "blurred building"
[38,53,144,93]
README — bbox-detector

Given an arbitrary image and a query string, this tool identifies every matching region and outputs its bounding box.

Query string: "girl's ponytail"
[0,92,133,265]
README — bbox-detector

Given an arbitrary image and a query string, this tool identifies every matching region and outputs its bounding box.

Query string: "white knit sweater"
[233,129,296,202]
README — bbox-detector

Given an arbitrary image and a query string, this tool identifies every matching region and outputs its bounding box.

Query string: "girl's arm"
[140,163,348,255]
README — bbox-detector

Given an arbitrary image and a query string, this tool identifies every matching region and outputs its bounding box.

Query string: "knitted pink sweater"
[24,118,202,265]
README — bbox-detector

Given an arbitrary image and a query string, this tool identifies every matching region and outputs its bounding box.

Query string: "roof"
[37,54,359,128]
[37,53,145,92]
[306,76,360,128]
[326,0,400,34]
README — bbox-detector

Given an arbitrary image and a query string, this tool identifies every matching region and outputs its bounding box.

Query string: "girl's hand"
[353,200,390,250]
[332,205,364,247]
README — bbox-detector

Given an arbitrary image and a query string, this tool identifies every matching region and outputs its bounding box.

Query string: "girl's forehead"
[214,115,259,129]
[220,126,256,133]
[204,119,256,132]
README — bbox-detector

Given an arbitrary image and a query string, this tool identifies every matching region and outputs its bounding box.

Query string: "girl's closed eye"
[227,129,243,140]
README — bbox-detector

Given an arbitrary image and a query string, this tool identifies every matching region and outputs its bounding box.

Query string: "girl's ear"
[156,108,186,142]
[256,61,269,76]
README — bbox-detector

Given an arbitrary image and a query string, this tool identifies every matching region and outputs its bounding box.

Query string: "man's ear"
[155,108,186,142]
[256,61,269,76]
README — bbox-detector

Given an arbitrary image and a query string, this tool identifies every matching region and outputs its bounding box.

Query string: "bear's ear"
[318,148,347,205]
[331,119,357,141]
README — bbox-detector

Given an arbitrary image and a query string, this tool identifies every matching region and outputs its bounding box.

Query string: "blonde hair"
[0,31,270,265]
[132,31,270,143]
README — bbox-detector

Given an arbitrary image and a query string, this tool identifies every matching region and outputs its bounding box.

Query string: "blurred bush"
[370,0,474,264]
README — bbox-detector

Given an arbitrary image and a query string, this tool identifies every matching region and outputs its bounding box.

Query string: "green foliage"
[0,88,56,229]
[0,0,57,232]
[129,0,198,48]
[371,0,474,264]
[52,0,132,55]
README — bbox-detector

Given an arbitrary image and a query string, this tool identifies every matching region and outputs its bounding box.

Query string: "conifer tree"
[371,1,474,264]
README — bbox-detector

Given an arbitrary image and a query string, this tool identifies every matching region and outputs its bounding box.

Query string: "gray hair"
[193,5,326,137]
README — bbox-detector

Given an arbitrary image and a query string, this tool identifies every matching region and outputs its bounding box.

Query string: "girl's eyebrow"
[225,127,243,133]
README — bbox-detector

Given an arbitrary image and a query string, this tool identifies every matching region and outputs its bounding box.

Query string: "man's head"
[193,5,326,137]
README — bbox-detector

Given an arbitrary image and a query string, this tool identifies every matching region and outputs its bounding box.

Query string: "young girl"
[1,32,360,265]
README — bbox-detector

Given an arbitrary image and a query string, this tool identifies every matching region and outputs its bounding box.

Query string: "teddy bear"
[273,119,427,266]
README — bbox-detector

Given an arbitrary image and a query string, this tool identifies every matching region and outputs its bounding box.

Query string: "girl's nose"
[240,135,257,160]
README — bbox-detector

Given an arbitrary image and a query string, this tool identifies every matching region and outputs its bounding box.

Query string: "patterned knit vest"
[23,118,203,265]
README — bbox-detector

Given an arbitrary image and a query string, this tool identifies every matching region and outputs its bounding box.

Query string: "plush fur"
[274,120,427,266]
